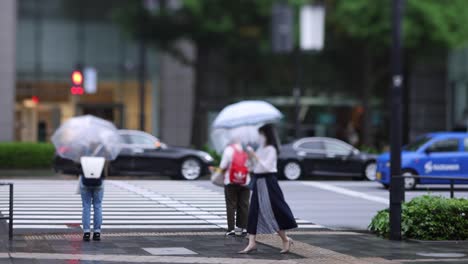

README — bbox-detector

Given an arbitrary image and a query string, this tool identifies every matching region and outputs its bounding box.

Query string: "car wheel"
[180,158,202,180]
[283,160,302,181]
[403,170,417,190]
[364,162,377,181]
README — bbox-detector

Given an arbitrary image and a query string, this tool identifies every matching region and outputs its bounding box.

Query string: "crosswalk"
[0,180,324,231]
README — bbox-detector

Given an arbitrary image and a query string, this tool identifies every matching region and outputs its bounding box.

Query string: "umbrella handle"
[92,144,104,156]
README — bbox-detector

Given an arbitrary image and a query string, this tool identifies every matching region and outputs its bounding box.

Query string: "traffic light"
[23,96,39,108]
[71,69,84,95]
[31,96,39,104]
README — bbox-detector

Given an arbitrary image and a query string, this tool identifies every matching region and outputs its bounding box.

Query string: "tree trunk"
[361,48,373,147]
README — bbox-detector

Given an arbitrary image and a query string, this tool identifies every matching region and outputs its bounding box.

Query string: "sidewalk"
[1,229,468,264]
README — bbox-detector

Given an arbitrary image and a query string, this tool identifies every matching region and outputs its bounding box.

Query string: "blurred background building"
[1,0,467,149]
[0,0,195,146]
[13,0,159,142]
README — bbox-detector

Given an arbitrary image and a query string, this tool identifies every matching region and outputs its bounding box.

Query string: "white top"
[219,144,250,185]
[253,145,277,174]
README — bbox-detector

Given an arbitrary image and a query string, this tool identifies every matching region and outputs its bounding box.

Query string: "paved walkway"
[1,230,468,264]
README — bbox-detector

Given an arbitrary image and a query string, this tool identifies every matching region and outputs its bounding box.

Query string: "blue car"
[376,132,468,189]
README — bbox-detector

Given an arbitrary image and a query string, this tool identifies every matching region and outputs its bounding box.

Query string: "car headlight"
[200,152,214,162]
[205,155,214,162]
[386,162,391,167]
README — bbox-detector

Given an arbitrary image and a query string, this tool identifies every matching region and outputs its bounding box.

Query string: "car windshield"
[403,136,432,151]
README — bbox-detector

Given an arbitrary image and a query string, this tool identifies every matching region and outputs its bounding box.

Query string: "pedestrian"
[219,136,250,236]
[80,156,106,242]
[239,124,297,254]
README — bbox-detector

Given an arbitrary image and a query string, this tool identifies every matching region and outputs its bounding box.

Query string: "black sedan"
[278,137,377,181]
[53,130,214,180]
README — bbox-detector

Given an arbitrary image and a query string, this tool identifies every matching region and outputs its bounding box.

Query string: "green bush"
[0,143,55,169]
[201,145,221,166]
[359,145,382,154]
[369,195,468,240]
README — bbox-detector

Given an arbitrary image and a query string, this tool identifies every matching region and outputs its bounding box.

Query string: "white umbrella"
[211,125,261,154]
[212,100,283,129]
[51,115,122,162]
[210,101,283,153]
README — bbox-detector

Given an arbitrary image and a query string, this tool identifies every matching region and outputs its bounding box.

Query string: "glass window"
[325,142,353,155]
[119,134,132,144]
[296,140,324,152]
[404,136,432,151]
[127,135,155,146]
[427,139,459,153]
[464,138,468,151]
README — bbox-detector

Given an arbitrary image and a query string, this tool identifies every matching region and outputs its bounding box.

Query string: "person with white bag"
[219,138,250,237]
[79,145,107,242]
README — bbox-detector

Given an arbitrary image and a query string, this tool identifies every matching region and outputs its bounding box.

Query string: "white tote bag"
[210,168,224,187]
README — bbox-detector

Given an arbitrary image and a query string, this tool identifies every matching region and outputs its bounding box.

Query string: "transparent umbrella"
[51,115,122,162]
[212,100,283,129]
[210,101,283,153]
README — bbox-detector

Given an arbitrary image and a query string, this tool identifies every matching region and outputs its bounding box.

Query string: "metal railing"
[395,175,468,198]
[0,183,13,240]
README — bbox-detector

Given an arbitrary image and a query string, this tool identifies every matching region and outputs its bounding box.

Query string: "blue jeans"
[80,181,104,233]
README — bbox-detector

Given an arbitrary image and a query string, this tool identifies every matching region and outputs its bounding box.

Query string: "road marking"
[13,225,69,229]
[143,247,198,256]
[12,215,204,220]
[14,225,220,229]
[302,182,389,205]
[9,219,213,224]
[1,180,321,230]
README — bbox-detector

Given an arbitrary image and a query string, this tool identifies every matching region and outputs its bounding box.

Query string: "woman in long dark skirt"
[239,124,297,254]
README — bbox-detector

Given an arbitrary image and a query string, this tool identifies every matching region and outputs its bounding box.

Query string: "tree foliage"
[328,0,468,52]
[113,0,468,145]
[113,0,468,86]
[113,1,314,61]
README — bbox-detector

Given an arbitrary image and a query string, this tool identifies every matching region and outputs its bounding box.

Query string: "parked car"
[376,132,468,190]
[53,129,214,180]
[278,137,377,181]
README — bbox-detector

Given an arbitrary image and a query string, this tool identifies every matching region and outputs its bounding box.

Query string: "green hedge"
[0,143,55,169]
[369,195,468,240]
[201,145,221,166]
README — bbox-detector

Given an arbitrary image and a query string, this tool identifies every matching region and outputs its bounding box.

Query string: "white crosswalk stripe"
[0,180,324,230]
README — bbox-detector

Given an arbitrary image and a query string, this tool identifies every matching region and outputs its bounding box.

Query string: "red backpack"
[229,146,249,185]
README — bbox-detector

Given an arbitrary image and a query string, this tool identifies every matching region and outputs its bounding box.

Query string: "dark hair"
[258,124,280,154]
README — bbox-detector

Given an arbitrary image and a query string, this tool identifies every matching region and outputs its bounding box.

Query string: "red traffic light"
[70,86,84,95]
[71,69,84,95]
[72,70,83,85]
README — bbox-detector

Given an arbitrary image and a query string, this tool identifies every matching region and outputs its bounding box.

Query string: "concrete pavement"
[2,229,468,263]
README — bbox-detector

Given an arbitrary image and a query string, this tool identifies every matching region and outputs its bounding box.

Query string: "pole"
[138,7,147,131]
[390,0,404,241]
[294,47,302,139]
[9,184,13,240]
[450,180,454,198]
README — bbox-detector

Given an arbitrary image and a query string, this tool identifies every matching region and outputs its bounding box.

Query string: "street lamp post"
[138,26,147,132]
[294,48,303,139]
[271,2,324,139]
[389,0,405,241]
[138,1,151,131]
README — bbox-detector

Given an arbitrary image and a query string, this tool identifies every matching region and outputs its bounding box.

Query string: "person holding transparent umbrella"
[52,115,122,242]
[210,101,297,253]
[78,143,108,241]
